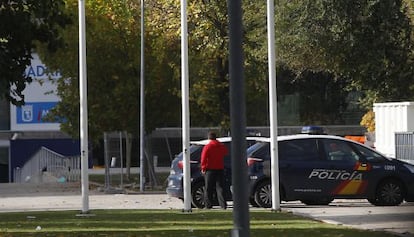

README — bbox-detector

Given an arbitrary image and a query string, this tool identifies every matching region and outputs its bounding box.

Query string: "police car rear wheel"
[191,181,206,208]
[250,197,260,207]
[373,179,404,206]
[254,180,272,208]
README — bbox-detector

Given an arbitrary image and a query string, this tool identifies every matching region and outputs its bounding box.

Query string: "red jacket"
[201,139,228,171]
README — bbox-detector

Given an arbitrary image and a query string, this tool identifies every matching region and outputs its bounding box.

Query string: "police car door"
[279,138,325,199]
[319,139,369,197]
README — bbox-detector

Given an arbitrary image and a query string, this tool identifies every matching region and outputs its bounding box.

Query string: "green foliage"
[147,0,271,130]
[30,0,414,140]
[276,0,414,106]
[39,0,186,141]
[157,0,234,128]
[39,0,142,141]
[277,69,351,125]
[0,0,71,105]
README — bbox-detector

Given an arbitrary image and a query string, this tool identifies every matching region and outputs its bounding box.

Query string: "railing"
[13,147,81,183]
[395,132,414,164]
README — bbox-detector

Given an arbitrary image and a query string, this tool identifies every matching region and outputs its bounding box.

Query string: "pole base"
[76,212,96,217]
[231,228,249,237]
[181,208,192,213]
[271,208,281,213]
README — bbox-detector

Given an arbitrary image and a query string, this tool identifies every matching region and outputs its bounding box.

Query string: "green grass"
[0,209,397,237]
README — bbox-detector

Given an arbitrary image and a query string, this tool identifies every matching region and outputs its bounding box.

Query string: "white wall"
[373,102,414,157]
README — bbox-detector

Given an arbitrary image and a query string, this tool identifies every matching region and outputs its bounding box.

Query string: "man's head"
[208,131,217,140]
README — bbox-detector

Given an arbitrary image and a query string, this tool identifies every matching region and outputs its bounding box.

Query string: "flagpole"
[181,0,191,212]
[139,0,146,193]
[78,0,89,214]
[267,0,280,211]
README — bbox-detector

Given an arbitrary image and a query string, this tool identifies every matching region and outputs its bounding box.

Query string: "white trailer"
[373,102,414,159]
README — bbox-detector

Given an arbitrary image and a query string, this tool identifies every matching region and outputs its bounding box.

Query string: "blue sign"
[16,102,59,124]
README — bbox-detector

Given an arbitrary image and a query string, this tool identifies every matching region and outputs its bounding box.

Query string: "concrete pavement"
[0,194,182,212]
[0,182,181,212]
[282,200,414,237]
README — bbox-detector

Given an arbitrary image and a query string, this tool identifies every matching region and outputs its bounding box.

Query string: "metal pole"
[181,0,191,212]
[78,0,89,213]
[139,0,146,192]
[104,132,111,190]
[120,131,124,189]
[228,0,249,236]
[267,0,280,211]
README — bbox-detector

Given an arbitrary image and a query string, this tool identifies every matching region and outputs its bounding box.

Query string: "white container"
[373,102,414,158]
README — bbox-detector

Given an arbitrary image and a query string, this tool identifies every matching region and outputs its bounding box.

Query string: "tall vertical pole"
[267,0,280,211]
[78,0,89,213]
[120,131,124,189]
[103,132,111,190]
[181,0,191,212]
[228,0,249,236]
[139,0,146,192]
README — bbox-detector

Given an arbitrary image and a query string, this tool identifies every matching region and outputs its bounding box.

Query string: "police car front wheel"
[369,179,404,206]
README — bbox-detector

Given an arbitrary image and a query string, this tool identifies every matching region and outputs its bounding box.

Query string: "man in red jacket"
[201,131,229,209]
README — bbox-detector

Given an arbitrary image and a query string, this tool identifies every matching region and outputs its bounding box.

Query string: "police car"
[247,133,414,208]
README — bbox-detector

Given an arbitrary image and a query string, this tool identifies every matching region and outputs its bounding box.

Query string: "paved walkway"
[0,194,182,212]
[0,183,181,212]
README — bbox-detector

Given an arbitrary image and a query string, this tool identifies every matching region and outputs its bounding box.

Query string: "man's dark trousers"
[204,169,227,209]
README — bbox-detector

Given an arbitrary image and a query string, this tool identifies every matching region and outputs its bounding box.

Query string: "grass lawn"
[0,209,397,237]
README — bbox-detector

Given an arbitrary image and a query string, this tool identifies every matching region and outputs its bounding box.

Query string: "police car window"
[322,139,359,162]
[247,142,270,159]
[352,143,385,162]
[279,139,319,161]
[190,145,203,161]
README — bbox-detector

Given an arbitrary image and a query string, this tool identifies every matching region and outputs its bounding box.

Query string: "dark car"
[166,137,261,208]
[247,134,414,208]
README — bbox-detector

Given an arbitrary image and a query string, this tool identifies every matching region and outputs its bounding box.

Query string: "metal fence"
[395,132,414,163]
[13,146,81,183]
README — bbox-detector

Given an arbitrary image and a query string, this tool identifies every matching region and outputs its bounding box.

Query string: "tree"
[148,0,270,130]
[0,0,70,105]
[403,0,414,24]
[42,0,410,142]
[276,0,414,106]
[38,0,150,178]
[39,0,141,141]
